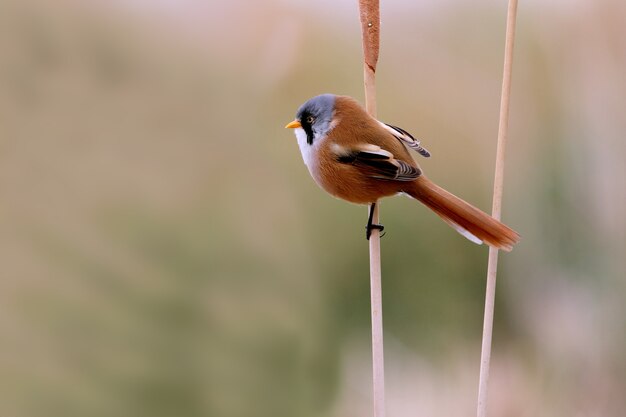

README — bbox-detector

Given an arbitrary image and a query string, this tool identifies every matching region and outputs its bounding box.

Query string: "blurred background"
[1,0,625,416]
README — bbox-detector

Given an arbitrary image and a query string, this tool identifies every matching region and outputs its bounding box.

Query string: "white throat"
[294,127,323,170]
[293,116,338,171]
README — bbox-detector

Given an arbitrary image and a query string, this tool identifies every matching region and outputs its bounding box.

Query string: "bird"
[285,94,520,251]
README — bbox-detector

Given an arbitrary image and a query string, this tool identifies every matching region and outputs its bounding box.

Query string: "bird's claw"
[366,223,385,240]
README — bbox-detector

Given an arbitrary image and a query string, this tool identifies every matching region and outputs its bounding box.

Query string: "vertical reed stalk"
[477,1,518,416]
[358,1,385,416]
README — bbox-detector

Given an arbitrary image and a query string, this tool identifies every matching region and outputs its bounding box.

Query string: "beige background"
[1,0,625,416]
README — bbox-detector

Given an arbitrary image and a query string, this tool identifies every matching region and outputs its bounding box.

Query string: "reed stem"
[477,1,518,416]
[358,1,385,416]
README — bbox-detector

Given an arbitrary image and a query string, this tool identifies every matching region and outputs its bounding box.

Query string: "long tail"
[405,176,520,252]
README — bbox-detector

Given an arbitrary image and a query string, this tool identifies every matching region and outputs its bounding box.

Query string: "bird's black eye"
[306,115,315,124]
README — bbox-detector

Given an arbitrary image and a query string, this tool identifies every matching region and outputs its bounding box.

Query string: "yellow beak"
[285,120,302,129]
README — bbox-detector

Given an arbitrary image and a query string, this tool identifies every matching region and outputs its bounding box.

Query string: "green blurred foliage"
[0,0,625,416]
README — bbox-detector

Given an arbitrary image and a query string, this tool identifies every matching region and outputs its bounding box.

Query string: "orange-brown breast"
[310,96,421,204]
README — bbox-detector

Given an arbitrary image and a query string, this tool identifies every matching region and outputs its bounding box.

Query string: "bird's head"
[285,94,336,145]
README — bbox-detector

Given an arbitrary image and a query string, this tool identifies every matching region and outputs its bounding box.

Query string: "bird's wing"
[378,121,431,158]
[333,143,421,181]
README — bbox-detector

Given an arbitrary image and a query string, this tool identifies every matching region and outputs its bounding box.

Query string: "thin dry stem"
[359,1,385,417]
[368,202,385,417]
[477,1,518,416]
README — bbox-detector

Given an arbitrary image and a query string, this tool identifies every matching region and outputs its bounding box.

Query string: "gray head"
[294,94,336,145]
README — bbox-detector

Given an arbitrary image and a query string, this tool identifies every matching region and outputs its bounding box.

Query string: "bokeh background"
[1,0,625,416]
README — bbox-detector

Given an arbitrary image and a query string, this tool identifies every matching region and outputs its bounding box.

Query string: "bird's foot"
[366,223,385,240]
[365,202,385,240]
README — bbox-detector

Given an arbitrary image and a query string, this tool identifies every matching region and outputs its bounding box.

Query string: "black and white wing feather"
[379,122,431,158]
[333,143,421,181]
